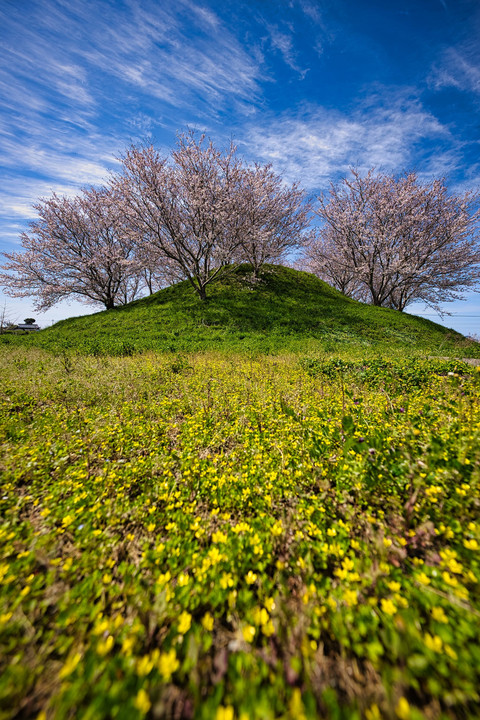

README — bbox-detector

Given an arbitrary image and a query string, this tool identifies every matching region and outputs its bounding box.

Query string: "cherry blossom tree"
[1,187,142,310]
[1,131,313,311]
[234,163,311,277]
[116,131,312,298]
[135,243,182,295]
[305,169,480,311]
[116,132,245,301]
[303,234,367,301]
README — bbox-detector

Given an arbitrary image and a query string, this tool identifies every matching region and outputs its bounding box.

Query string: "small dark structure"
[15,323,40,331]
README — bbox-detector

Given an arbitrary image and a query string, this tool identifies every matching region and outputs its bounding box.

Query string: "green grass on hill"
[2,265,478,357]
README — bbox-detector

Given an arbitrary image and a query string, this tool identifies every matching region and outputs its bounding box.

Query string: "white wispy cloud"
[1,137,114,186]
[299,1,323,25]
[65,0,262,113]
[266,25,308,77]
[0,175,93,243]
[428,46,480,95]
[0,32,96,117]
[0,0,267,262]
[0,0,265,225]
[243,96,453,190]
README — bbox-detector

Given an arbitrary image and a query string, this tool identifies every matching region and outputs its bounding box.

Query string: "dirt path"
[429,356,480,365]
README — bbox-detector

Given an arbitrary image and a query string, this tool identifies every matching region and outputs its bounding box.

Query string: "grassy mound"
[2,265,478,357]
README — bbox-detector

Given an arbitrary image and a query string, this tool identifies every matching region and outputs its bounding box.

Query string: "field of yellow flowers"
[1,347,479,720]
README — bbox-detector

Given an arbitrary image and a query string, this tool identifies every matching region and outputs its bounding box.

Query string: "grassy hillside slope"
[2,265,478,356]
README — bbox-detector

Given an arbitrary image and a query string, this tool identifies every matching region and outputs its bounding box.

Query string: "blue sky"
[1,0,479,336]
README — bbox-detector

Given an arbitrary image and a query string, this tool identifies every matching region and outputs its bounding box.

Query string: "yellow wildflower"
[134,689,151,714]
[343,589,358,607]
[177,611,192,635]
[424,633,443,652]
[271,521,283,536]
[122,636,135,654]
[431,606,448,623]
[137,654,156,676]
[380,598,397,615]
[201,612,214,631]
[442,571,458,587]
[59,652,82,679]
[444,644,458,660]
[416,572,430,585]
[158,648,180,680]
[262,619,275,636]
[232,521,250,534]
[215,706,234,720]
[264,597,275,612]
[446,558,463,574]
[156,571,171,586]
[220,573,234,589]
[212,530,227,543]
[242,625,256,643]
[387,581,401,592]
[208,547,224,565]
[97,635,114,656]
[113,614,124,630]
[289,688,307,720]
[253,607,269,626]
[394,594,408,609]
[365,703,381,720]
[0,564,9,581]
[395,697,411,719]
